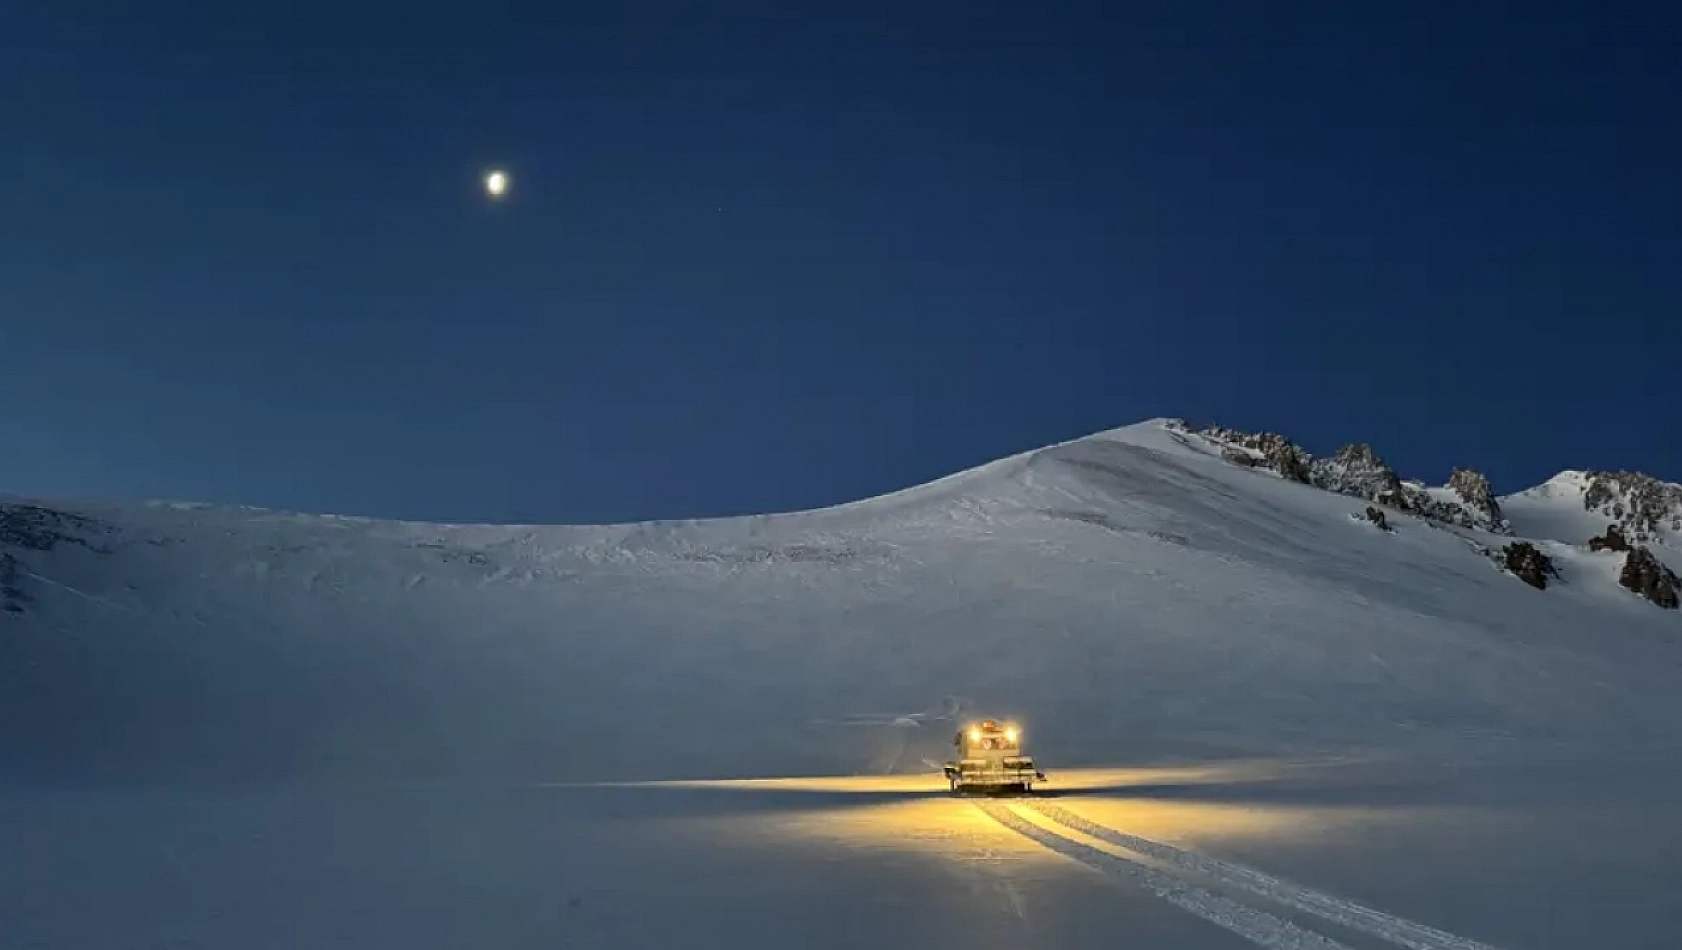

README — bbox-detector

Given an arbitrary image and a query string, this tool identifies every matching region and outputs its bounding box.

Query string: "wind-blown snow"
[6,418,1682,950]
[4,419,1678,785]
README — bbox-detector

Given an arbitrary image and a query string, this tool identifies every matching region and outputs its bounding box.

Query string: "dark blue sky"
[4,1,1678,523]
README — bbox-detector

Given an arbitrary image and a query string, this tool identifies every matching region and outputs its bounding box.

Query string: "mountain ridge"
[7,415,1678,531]
[4,417,1680,615]
[3,418,1680,787]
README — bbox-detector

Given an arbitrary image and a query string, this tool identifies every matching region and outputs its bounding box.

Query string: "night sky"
[4,1,1678,524]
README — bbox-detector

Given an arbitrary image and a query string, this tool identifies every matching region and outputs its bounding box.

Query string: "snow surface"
[4,418,1682,949]
[1501,469,1679,576]
[1500,472,1615,545]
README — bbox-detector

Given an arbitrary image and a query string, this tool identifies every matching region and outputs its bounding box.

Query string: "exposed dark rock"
[1501,541,1558,590]
[1259,434,1312,483]
[0,503,112,616]
[0,504,107,553]
[1619,547,1680,609]
[1401,484,1506,532]
[1182,423,1312,482]
[1311,443,1404,501]
[1178,421,1508,533]
[1588,524,1632,553]
[1448,467,1503,527]
[0,552,27,612]
[1307,445,1487,530]
[1582,471,1682,543]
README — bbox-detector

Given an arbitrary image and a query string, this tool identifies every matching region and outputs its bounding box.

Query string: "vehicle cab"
[943,719,1044,793]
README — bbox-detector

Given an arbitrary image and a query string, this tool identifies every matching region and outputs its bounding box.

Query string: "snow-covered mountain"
[3,418,1679,788]
[1503,469,1682,546]
[1175,419,1680,596]
[1174,422,1511,533]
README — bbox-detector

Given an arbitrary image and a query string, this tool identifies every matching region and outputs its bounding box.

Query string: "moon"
[484,169,509,198]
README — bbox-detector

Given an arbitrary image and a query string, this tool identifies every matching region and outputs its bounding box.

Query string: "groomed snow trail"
[1020,800,1503,950]
[979,799,1507,950]
[973,799,1356,950]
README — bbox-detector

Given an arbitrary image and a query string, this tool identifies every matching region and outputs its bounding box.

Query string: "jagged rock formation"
[0,504,105,553]
[1588,524,1632,553]
[1170,421,1507,533]
[0,503,109,614]
[1582,472,1682,543]
[1448,468,1503,526]
[1192,426,1311,483]
[1399,480,1508,532]
[1262,435,1312,484]
[1311,443,1404,503]
[1159,420,1682,611]
[1620,547,1680,610]
[1501,541,1558,590]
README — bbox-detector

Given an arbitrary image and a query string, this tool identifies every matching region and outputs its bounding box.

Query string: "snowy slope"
[5,418,1680,787]
[1500,472,1611,544]
[11,419,1682,950]
[1503,469,1680,544]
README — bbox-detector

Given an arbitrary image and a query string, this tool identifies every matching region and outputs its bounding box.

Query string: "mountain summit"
[2,419,1678,787]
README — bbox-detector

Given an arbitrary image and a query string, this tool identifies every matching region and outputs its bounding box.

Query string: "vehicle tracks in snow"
[974,800,1355,950]
[975,798,1507,950]
[1020,800,1502,950]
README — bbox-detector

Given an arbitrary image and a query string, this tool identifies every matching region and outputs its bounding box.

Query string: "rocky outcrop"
[1582,472,1682,543]
[1588,524,1632,553]
[1167,422,1682,608]
[1311,449,1502,532]
[1176,424,1312,483]
[0,503,110,615]
[1175,423,1325,486]
[1448,468,1503,526]
[1501,541,1558,590]
[0,553,26,613]
[0,504,105,553]
[1262,435,1312,484]
[1397,481,1506,532]
[1311,444,1404,503]
[1619,548,1680,610]
[1172,421,1508,533]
